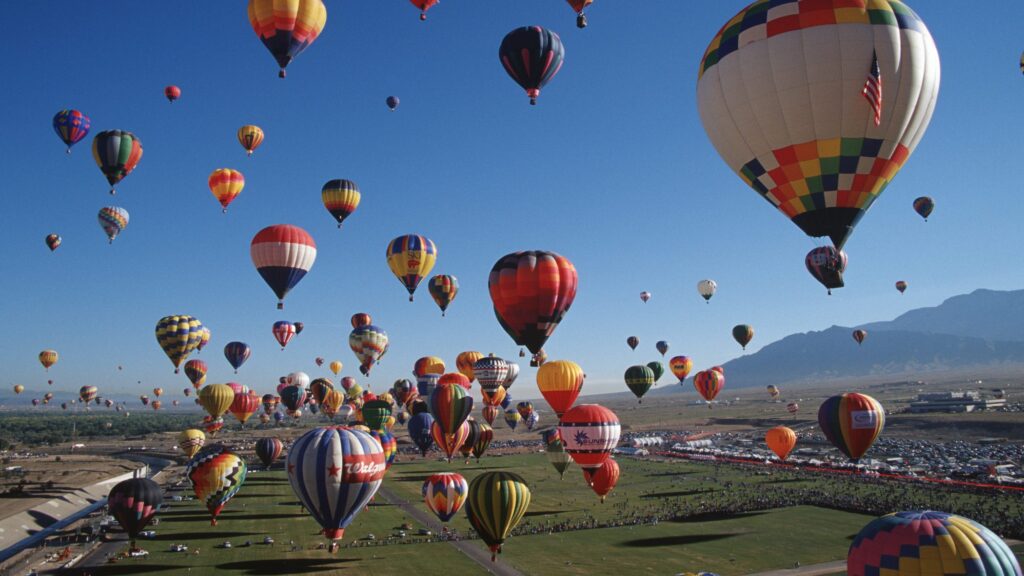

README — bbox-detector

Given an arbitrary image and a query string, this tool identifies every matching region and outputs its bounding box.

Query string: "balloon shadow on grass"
[669,511,769,523]
[619,533,735,548]
[216,558,360,574]
[640,489,716,499]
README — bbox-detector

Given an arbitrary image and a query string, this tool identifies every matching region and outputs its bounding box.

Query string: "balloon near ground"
[423,472,468,523]
[107,478,163,547]
[558,404,620,471]
[818,392,885,462]
[847,511,1021,576]
[765,426,796,461]
[583,458,620,503]
[536,359,584,417]
[186,447,247,525]
[255,437,283,468]
[466,471,532,561]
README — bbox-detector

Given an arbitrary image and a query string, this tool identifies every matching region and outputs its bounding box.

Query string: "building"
[907,391,1006,413]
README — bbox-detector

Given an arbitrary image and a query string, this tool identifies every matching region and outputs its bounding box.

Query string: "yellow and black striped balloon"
[465,471,531,561]
[321,179,361,228]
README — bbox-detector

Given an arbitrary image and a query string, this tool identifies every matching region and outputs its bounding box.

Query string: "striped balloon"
[223,342,251,373]
[693,369,724,406]
[52,109,90,153]
[287,426,385,542]
[370,430,397,470]
[473,422,493,461]
[255,437,283,468]
[465,471,531,561]
[413,356,445,377]
[186,447,247,525]
[349,325,389,376]
[438,372,471,390]
[431,420,470,462]
[321,179,361,228]
[386,234,437,301]
[272,321,296,350]
[184,359,207,389]
[818,393,885,462]
[97,206,129,244]
[229,392,260,425]
[498,27,565,105]
[208,169,245,213]
[250,225,317,309]
[428,275,459,316]
[428,382,473,438]
[92,130,143,194]
[481,405,500,426]
[558,404,620,471]
[669,356,692,383]
[237,125,264,156]
[423,472,468,522]
[848,511,1020,576]
[155,315,203,373]
[473,356,509,396]
[624,365,655,403]
[248,0,327,78]
[107,478,162,544]
[178,429,205,459]
[79,385,98,403]
[38,350,58,371]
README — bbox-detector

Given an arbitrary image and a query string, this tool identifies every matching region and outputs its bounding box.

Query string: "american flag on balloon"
[862,50,882,126]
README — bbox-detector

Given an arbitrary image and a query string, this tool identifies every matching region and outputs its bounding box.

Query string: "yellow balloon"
[198,384,234,419]
[536,360,584,417]
[329,360,343,375]
[178,428,206,459]
[386,234,437,301]
[208,168,245,213]
[237,125,264,156]
[456,351,484,382]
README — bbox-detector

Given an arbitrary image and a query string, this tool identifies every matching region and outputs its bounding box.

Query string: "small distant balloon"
[697,279,716,302]
[237,125,264,156]
[913,196,935,221]
[639,291,651,303]
[164,85,181,102]
[895,280,907,294]
[386,96,400,110]
[410,0,439,21]
[97,207,129,244]
[45,234,61,252]
[53,109,90,153]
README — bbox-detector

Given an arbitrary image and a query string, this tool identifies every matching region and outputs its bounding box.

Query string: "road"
[746,560,845,576]
[375,485,525,576]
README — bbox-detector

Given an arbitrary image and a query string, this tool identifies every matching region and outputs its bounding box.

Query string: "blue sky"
[3,1,1023,404]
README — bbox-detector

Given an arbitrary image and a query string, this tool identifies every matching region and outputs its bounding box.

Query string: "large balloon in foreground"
[818,392,885,461]
[155,315,203,373]
[489,251,577,355]
[558,404,620,471]
[107,478,163,545]
[248,0,327,78]
[186,447,247,525]
[765,426,796,461]
[423,472,468,522]
[536,359,584,417]
[92,130,143,194]
[208,169,245,213]
[287,426,385,547]
[97,206,129,244]
[806,246,848,295]
[53,109,90,153]
[696,0,940,250]
[251,225,317,309]
[466,472,531,561]
[848,510,1020,576]
[499,27,565,105]
[913,196,935,221]
[321,179,360,228]
[237,125,264,156]
[386,234,437,302]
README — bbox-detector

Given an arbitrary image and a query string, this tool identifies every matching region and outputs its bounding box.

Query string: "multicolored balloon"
[895,280,907,294]
[913,196,935,221]
[543,430,573,479]
[386,234,437,301]
[230,392,260,425]
[272,321,297,350]
[489,251,577,355]
[853,329,867,346]
[45,233,61,252]
[693,369,724,407]
[97,206,129,244]
[107,478,163,545]
[669,356,693,383]
[39,350,58,371]
[818,392,885,461]
[536,359,583,417]
[558,404,620,471]
[224,341,251,373]
[248,0,327,78]
[208,169,245,213]
[237,125,264,156]
[52,109,90,153]
[92,130,143,194]
[155,315,203,373]
[321,179,360,228]
[251,225,317,309]
[499,27,565,105]
[184,359,207,389]
[432,420,471,462]
[178,429,205,459]
[732,324,754,350]
[428,275,459,316]
[423,472,467,522]
[465,472,531,561]
[186,447,247,525]
[349,324,389,376]
[806,246,848,295]
[255,437,284,468]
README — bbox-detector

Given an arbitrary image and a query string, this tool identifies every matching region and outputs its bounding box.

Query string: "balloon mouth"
[279,69,286,78]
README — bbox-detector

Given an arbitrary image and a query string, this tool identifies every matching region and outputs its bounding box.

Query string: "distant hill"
[649,288,1024,393]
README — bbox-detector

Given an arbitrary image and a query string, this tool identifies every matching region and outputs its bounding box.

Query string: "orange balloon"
[765,426,796,461]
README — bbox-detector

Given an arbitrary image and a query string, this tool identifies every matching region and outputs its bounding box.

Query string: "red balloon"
[557,404,619,471]
[164,85,181,102]
[693,369,724,406]
[582,458,620,503]
[489,251,577,355]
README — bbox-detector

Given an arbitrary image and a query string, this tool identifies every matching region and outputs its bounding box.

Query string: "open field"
[0,454,139,517]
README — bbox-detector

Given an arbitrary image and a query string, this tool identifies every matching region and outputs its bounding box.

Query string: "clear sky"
[3,1,1023,405]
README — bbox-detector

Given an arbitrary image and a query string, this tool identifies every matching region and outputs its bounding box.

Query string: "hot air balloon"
[818,392,885,461]
[45,234,61,251]
[697,1,940,250]
[272,321,296,350]
[248,0,327,78]
[272,412,284,424]
[53,109,90,153]
[806,246,849,295]
[371,430,397,470]
[199,383,234,419]
[414,356,445,379]
[309,378,334,405]
[853,329,867,346]
[408,412,435,456]
[626,336,639,351]
[97,206,129,244]
[535,359,583,417]
[428,275,459,316]
[895,280,907,294]
[787,402,799,415]
[455,352,483,382]
[499,27,564,105]
[392,379,416,406]
[183,359,207,389]
[567,0,594,28]
[178,429,205,459]
[583,458,619,503]
[329,360,343,375]
[475,356,509,399]
[321,389,345,419]
[349,324,389,376]
[237,125,264,156]
[733,325,754,350]
[107,478,163,547]
[230,392,260,426]
[351,313,372,329]
[198,327,211,353]
[655,341,669,357]
[489,251,577,355]
[156,315,203,373]
[255,437,284,468]
[279,385,307,412]
[223,342,251,373]
[152,387,163,398]
[79,386,98,403]
[913,196,935,221]
[429,382,473,440]
[287,426,385,550]
[410,0,438,20]
[767,384,780,400]
[286,372,310,389]
[481,405,500,426]
[208,168,244,213]
[13,385,24,394]
[697,279,716,302]
[669,356,693,383]
[847,511,1021,576]
[186,447,247,525]
[558,404,620,472]
[251,225,317,309]
[320,179,361,229]
[693,369,724,408]
[386,95,400,110]
[362,400,393,431]
[639,290,650,303]
[646,361,664,384]
[423,473,467,523]
[765,426,796,461]
[39,350,58,371]
[458,420,482,461]
[92,130,142,194]
[624,365,654,403]
[466,471,531,561]
[161,86,180,104]
[432,420,471,461]
[515,402,534,422]
[386,234,437,302]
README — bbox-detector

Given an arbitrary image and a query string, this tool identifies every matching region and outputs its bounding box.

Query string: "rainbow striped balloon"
[423,472,467,523]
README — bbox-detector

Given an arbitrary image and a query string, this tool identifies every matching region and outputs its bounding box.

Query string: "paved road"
[746,560,846,576]
[376,485,525,576]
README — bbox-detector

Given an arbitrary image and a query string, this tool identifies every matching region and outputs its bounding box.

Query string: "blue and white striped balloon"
[287,426,386,542]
